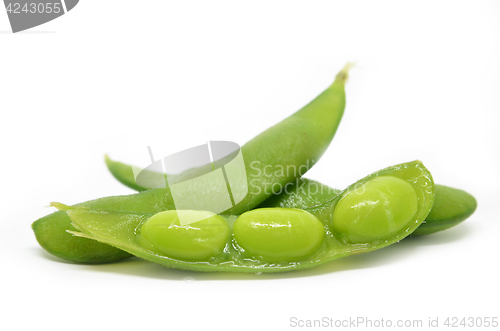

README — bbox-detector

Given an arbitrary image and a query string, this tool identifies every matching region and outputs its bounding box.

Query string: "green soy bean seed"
[137,210,230,261]
[33,64,352,264]
[233,208,325,263]
[331,176,418,243]
[61,160,434,272]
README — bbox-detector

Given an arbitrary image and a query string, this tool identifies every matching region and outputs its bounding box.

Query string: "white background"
[1,1,499,330]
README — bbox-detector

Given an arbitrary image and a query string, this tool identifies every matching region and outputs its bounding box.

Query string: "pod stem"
[335,62,356,84]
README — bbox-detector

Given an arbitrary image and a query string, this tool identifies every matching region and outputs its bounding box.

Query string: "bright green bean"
[58,160,434,272]
[331,176,419,243]
[233,208,325,263]
[137,210,230,261]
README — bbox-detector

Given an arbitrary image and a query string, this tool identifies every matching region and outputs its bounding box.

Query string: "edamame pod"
[258,177,341,209]
[104,155,147,192]
[107,154,476,237]
[58,160,434,272]
[258,178,476,236]
[411,184,477,236]
[31,210,131,264]
[33,64,352,264]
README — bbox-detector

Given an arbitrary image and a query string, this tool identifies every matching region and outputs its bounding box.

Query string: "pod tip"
[50,202,73,211]
[335,62,356,83]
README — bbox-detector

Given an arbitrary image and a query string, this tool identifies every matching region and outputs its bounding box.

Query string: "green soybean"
[33,64,352,264]
[331,176,419,243]
[233,208,325,263]
[137,210,231,261]
[60,160,434,272]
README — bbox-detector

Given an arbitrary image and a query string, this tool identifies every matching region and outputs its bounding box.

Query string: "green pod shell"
[411,185,477,236]
[62,160,435,272]
[104,155,147,192]
[258,178,341,209]
[33,64,352,264]
[31,210,131,264]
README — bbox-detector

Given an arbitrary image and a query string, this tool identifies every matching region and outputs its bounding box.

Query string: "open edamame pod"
[33,64,352,264]
[57,160,434,272]
[258,178,476,236]
[107,154,476,237]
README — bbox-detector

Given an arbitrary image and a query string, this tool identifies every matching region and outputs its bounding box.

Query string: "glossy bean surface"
[331,176,418,243]
[61,160,434,272]
[233,208,325,263]
[138,210,231,261]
